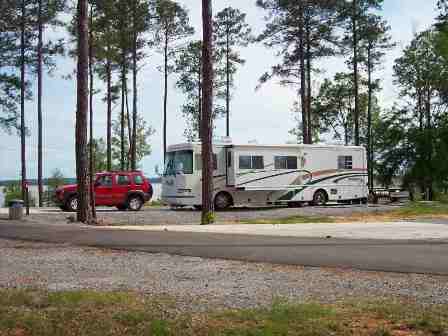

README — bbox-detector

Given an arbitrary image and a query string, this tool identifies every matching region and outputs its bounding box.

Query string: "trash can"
[9,199,24,220]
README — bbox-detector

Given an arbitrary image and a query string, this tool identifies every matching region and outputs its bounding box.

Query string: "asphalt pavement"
[1,220,447,275]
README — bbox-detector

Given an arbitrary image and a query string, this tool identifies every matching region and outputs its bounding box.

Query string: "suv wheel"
[66,195,78,212]
[127,195,143,211]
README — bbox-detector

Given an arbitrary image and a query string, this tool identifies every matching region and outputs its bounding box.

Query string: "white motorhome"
[161,141,368,210]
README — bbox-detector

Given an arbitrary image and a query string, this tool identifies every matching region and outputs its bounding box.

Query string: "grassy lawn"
[240,202,448,224]
[0,289,447,336]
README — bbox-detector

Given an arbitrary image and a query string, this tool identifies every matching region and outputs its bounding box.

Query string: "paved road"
[1,221,448,275]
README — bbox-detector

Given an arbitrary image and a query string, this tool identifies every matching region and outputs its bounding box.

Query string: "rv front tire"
[214,192,233,211]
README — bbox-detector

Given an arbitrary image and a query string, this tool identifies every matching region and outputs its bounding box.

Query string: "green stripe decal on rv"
[277,172,367,201]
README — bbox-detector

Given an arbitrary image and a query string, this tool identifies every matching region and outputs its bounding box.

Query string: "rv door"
[226,148,236,186]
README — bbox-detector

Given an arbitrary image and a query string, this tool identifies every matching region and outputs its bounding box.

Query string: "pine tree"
[36,0,66,207]
[337,0,383,146]
[201,0,214,225]
[257,0,339,144]
[174,40,225,141]
[213,7,252,138]
[0,1,22,134]
[154,0,194,162]
[359,14,394,190]
[75,0,90,223]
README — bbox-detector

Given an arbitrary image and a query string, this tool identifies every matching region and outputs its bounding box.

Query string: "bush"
[3,182,35,207]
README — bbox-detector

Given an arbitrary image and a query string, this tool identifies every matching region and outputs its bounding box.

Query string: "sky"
[0,0,440,180]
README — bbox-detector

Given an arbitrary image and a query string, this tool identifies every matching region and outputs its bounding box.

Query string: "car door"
[114,174,132,204]
[94,174,114,206]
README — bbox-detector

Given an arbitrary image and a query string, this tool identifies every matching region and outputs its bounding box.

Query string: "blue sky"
[0,0,439,180]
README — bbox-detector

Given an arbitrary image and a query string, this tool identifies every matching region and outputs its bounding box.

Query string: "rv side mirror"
[155,164,161,176]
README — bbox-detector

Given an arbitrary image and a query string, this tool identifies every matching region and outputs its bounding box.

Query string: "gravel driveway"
[1,238,447,311]
[0,203,402,226]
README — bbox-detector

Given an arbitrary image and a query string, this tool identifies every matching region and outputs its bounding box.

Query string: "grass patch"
[241,202,448,225]
[0,290,447,336]
[241,215,335,224]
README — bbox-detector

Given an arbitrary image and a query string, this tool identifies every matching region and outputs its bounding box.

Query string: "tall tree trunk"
[106,56,112,171]
[298,4,308,144]
[201,0,214,224]
[20,0,27,205]
[131,5,137,171]
[425,89,433,201]
[198,65,202,140]
[76,0,91,223]
[305,16,312,144]
[352,0,360,146]
[88,5,96,220]
[125,81,132,170]
[120,61,126,171]
[37,0,43,207]
[226,26,230,138]
[163,28,169,162]
[367,43,373,190]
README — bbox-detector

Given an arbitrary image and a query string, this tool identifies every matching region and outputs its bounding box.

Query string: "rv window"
[195,153,218,171]
[227,151,232,168]
[239,156,252,169]
[165,150,193,175]
[239,155,264,169]
[252,156,264,169]
[338,156,353,170]
[275,156,298,170]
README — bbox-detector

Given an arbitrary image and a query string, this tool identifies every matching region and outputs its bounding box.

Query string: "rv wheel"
[312,190,328,206]
[214,192,233,211]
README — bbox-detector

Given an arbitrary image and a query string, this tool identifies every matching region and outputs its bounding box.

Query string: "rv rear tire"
[312,190,328,206]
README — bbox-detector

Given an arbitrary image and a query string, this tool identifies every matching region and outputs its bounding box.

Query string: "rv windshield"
[165,150,193,175]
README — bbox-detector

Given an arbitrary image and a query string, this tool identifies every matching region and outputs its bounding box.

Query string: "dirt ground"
[0,203,404,225]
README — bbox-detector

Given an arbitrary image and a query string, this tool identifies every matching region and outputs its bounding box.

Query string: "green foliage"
[373,29,448,195]
[0,0,65,135]
[214,6,253,126]
[47,168,65,190]
[90,115,155,171]
[3,182,35,207]
[201,211,215,225]
[174,40,226,141]
[311,72,369,145]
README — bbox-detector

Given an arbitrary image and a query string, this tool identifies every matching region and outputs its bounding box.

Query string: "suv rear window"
[134,175,144,185]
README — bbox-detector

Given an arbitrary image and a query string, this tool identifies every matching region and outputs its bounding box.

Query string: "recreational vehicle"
[161,141,368,210]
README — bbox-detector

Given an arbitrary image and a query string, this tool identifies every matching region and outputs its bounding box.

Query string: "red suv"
[55,171,153,212]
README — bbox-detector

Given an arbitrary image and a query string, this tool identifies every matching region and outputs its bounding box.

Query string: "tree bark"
[20,0,27,205]
[88,5,96,220]
[226,24,230,138]
[163,27,169,162]
[367,43,373,190]
[131,3,137,171]
[305,15,312,144]
[125,80,132,170]
[298,4,308,144]
[76,0,91,223]
[37,0,43,207]
[352,0,360,146]
[120,61,126,171]
[106,56,112,171]
[201,0,214,224]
